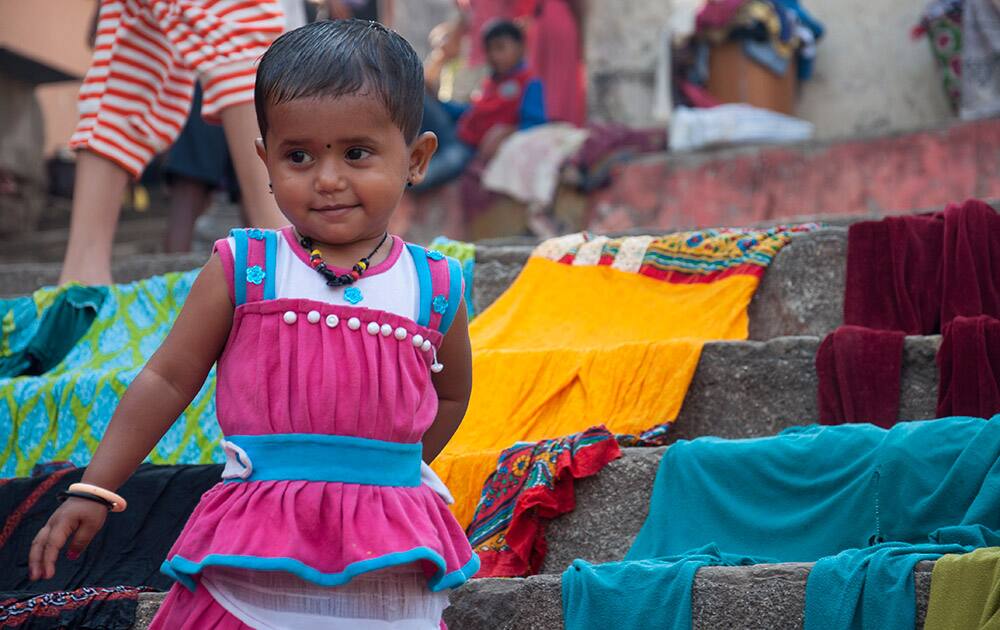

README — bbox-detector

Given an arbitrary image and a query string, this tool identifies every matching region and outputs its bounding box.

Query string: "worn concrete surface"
[133,561,934,630]
[747,228,846,340]
[440,561,934,630]
[587,119,1000,233]
[132,593,166,629]
[542,448,665,572]
[0,254,206,298]
[674,335,941,443]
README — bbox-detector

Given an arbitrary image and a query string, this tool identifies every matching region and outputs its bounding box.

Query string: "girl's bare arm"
[422,301,472,462]
[29,254,233,580]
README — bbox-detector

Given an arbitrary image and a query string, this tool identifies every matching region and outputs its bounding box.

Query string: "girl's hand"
[29,499,108,581]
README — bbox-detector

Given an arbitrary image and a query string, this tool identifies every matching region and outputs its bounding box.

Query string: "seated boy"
[416,19,547,191]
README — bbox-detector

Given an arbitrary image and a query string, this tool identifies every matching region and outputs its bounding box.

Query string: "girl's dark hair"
[482,19,524,46]
[255,20,424,143]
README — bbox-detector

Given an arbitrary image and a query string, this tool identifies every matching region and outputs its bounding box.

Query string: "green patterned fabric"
[430,237,476,319]
[0,271,220,478]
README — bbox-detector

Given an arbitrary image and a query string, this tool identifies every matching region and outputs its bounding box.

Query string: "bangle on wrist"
[66,483,127,512]
[58,490,114,510]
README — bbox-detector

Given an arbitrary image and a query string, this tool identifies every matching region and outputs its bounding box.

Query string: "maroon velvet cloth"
[831,199,1000,426]
[817,325,906,427]
[843,212,944,335]
[844,199,1000,334]
[937,315,1000,418]
[941,199,1000,324]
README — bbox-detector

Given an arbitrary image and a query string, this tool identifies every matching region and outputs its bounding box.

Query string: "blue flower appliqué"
[245,265,266,285]
[432,295,449,315]
[344,287,364,304]
[428,250,445,261]
[246,228,266,241]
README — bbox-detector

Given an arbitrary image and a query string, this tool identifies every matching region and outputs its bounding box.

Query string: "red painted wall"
[587,118,1000,231]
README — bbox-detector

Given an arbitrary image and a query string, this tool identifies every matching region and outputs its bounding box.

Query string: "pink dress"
[149,227,476,629]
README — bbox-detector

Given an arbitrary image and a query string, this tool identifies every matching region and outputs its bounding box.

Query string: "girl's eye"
[288,150,312,164]
[345,147,372,161]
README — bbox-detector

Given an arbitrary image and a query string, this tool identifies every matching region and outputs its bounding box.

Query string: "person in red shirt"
[416,19,546,191]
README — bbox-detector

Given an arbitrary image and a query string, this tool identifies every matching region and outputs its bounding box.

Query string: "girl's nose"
[315,159,347,193]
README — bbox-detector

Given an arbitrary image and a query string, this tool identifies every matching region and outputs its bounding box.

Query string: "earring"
[406,181,413,188]
[268,182,273,194]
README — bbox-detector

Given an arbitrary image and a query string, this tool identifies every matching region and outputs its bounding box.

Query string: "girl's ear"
[406,132,439,185]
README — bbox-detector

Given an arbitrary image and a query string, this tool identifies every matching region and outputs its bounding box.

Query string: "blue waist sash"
[221,433,422,487]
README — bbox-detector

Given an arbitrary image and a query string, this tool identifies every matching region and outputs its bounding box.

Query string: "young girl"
[29,19,477,629]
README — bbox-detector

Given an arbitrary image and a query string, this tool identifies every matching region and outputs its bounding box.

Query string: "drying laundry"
[937,315,1000,418]
[925,545,1000,629]
[564,416,1000,630]
[0,464,221,628]
[431,225,815,529]
[816,326,905,427]
[0,271,219,477]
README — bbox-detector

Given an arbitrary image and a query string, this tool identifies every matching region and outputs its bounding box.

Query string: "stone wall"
[585,0,954,140]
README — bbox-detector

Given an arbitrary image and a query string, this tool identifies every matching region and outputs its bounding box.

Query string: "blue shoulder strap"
[231,229,249,307]
[230,229,279,305]
[439,256,464,335]
[263,230,278,301]
[406,243,433,327]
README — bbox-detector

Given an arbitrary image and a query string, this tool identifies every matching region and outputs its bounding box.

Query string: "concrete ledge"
[442,562,933,630]
[0,254,206,298]
[0,228,857,344]
[584,117,1000,233]
[132,561,933,630]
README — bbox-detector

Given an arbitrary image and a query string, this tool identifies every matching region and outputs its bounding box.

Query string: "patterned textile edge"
[430,237,476,319]
[533,224,820,284]
[0,585,150,629]
[468,422,674,578]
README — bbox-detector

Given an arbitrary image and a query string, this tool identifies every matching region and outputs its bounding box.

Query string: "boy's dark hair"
[482,19,524,47]
[255,19,424,143]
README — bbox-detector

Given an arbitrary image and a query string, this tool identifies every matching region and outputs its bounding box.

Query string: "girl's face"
[257,93,436,246]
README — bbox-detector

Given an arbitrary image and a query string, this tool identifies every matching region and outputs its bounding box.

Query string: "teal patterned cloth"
[0,272,220,478]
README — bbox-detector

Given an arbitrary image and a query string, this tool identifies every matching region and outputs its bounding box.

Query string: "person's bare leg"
[165,177,212,253]
[219,103,286,229]
[58,151,130,286]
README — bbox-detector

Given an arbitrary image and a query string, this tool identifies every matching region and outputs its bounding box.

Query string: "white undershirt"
[229,233,421,321]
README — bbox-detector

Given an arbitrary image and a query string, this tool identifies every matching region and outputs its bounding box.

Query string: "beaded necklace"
[298,232,390,287]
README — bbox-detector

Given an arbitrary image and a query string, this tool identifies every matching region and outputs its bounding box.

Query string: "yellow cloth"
[433,257,761,526]
[925,547,1000,630]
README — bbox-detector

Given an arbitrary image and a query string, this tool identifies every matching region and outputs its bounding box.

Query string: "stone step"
[442,562,934,630]
[1,228,849,343]
[130,561,935,629]
[0,252,206,298]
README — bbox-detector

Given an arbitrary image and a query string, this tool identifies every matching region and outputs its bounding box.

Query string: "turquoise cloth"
[806,527,1000,630]
[563,417,1000,630]
[629,418,1000,562]
[562,544,763,630]
[0,286,108,377]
